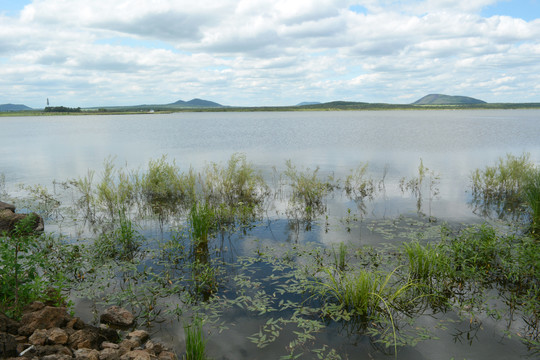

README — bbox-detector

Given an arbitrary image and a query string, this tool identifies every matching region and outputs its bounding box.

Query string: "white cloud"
[0,0,539,107]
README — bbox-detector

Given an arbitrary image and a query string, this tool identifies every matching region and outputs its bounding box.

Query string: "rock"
[48,327,69,345]
[0,313,20,334]
[100,306,135,328]
[128,330,149,344]
[42,354,72,360]
[22,301,46,314]
[120,349,154,360]
[0,332,18,358]
[26,344,73,358]
[67,317,86,330]
[29,328,48,345]
[0,201,16,212]
[143,341,163,355]
[157,351,176,360]
[19,306,71,336]
[98,325,120,343]
[101,342,120,350]
[74,348,101,360]
[119,339,139,354]
[0,209,44,235]
[99,347,121,360]
[69,329,104,350]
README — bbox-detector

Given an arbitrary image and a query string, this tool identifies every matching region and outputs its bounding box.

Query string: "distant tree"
[44,106,81,113]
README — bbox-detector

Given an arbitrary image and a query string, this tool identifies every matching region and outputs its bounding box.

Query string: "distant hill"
[169,98,223,108]
[297,102,321,106]
[413,94,486,105]
[0,103,33,111]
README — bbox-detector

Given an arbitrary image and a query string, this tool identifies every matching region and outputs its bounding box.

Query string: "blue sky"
[1,0,539,107]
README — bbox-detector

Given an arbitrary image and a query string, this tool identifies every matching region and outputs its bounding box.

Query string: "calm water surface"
[1,110,539,359]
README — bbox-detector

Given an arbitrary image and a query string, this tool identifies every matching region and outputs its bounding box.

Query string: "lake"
[1,109,539,359]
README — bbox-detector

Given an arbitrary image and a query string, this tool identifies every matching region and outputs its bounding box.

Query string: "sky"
[0,0,539,108]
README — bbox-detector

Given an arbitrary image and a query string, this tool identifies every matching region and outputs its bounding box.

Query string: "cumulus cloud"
[0,0,539,107]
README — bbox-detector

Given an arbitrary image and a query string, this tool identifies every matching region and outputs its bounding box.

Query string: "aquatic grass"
[313,267,413,319]
[201,153,268,226]
[344,163,376,203]
[139,156,196,221]
[91,209,144,262]
[183,318,208,360]
[189,202,215,244]
[332,242,347,272]
[400,159,440,216]
[283,160,335,223]
[524,168,540,237]
[470,153,536,221]
[471,153,535,200]
[403,240,445,283]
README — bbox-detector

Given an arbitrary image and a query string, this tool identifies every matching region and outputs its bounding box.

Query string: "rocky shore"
[0,302,176,360]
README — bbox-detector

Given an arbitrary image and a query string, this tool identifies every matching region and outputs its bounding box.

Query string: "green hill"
[169,98,223,108]
[0,103,33,111]
[413,94,486,105]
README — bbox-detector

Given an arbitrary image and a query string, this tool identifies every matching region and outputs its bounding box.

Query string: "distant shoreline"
[2,103,540,116]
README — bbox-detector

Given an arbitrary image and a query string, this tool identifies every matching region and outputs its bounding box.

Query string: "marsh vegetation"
[1,153,539,359]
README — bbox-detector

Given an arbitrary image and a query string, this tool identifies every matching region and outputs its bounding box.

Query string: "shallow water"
[2,110,540,359]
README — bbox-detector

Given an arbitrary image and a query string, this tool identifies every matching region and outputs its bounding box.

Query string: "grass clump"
[201,153,268,226]
[183,318,208,360]
[283,160,336,223]
[139,156,196,221]
[403,240,446,284]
